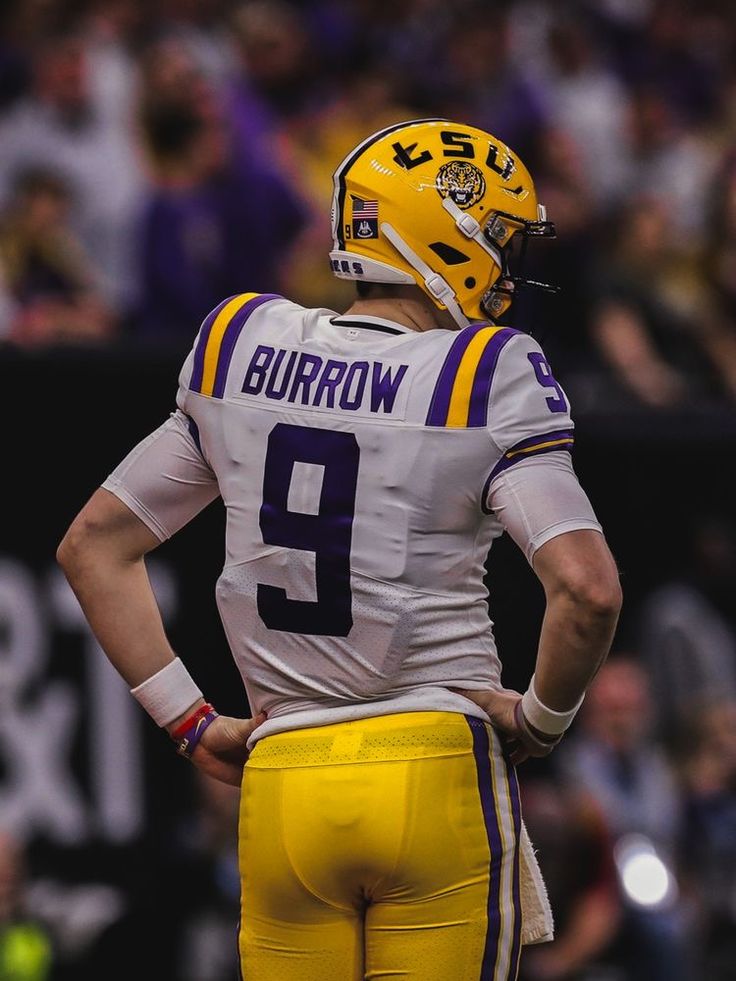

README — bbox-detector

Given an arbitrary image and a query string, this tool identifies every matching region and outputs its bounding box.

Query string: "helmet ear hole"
[428,242,470,265]
[464,277,476,289]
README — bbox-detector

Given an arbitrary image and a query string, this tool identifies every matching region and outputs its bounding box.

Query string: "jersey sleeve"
[102,410,220,541]
[485,331,576,487]
[487,453,603,563]
[480,332,602,560]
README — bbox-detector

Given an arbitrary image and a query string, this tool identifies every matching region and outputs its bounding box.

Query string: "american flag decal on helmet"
[352,196,379,239]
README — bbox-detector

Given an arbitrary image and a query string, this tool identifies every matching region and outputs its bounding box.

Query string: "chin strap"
[441,196,505,269]
[380,222,470,329]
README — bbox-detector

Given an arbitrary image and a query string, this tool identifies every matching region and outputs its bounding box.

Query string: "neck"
[342,293,460,333]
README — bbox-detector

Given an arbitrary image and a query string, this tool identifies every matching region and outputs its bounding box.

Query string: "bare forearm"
[453,531,621,763]
[534,589,619,712]
[64,552,177,688]
[530,530,622,713]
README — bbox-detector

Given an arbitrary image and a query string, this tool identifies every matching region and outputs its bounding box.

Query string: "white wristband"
[130,658,203,727]
[520,674,585,737]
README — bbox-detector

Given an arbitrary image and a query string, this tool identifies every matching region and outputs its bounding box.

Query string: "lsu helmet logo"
[436,161,486,210]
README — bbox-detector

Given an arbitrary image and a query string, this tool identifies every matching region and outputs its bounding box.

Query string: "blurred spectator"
[436,11,548,164]
[0,24,146,316]
[0,830,54,980]
[165,772,242,981]
[0,167,115,346]
[584,193,733,409]
[556,655,694,981]
[676,697,736,981]
[227,0,323,167]
[517,775,622,981]
[136,30,214,113]
[152,0,239,89]
[638,513,736,749]
[621,89,718,243]
[276,67,418,310]
[131,44,307,342]
[540,15,632,208]
[699,150,736,400]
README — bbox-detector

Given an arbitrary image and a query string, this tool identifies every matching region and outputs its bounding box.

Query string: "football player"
[57,119,622,980]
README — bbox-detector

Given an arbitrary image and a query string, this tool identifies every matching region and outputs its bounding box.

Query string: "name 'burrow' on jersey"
[239,344,411,418]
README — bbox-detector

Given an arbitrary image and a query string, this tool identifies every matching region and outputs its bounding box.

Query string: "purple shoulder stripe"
[426,322,489,426]
[466,327,518,427]
[212,293,281,398]
[190,295,240,394]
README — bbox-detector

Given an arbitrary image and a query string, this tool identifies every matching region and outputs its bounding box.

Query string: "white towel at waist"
[520,820,555,945]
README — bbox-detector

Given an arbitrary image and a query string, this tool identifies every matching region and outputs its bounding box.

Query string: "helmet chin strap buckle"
[443,196,480,237]
[456,212,482,238]
[441,196,503,268]
[424,274,453,301]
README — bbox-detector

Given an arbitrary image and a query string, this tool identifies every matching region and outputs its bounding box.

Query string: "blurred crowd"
[1,0,736,410]
[2,2,736,980]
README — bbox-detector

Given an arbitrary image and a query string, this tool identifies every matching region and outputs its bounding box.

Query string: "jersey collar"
[329,315,413,336]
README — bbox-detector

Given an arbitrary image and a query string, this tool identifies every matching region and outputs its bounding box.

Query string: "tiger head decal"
[435,161,486,210]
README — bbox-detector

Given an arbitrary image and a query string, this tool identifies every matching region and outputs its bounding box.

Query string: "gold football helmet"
[329,118,556,328]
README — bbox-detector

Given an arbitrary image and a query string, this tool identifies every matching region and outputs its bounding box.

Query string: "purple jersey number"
[258,423,358,636]
[528,352,567,413]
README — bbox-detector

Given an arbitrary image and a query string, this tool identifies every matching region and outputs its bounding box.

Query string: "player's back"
[177,292,573,735]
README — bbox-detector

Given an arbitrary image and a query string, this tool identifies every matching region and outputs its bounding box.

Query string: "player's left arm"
[455,334,622,761]
[57,410,265,786]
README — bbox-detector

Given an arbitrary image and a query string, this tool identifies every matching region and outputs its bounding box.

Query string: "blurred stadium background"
[1,1,736,979]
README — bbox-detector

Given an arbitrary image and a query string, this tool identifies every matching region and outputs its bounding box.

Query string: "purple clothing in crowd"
[133,163,307,340]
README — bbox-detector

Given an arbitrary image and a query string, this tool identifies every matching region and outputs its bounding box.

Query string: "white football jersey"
[104,292,599,744]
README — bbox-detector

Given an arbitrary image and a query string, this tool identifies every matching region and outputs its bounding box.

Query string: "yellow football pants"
[238,711,522,980]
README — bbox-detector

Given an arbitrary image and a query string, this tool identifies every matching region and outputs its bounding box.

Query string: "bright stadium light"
[613,834,678,910]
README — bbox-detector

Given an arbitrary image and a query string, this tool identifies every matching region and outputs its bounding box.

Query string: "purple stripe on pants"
[507,764,523,980]
[466,715,504,980]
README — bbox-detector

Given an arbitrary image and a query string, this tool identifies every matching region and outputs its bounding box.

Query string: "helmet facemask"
[479,207,559,320]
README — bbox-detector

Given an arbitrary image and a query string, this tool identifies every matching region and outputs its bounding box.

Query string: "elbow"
[56,515,96,584]
[535,531,623,627]
[555,564,623,625]
[56,523,82,581]
[586,578,623,624]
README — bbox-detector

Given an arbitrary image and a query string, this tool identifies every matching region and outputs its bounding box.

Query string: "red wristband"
[171,703,218,760]
[177,710,219,759]
[171,702,214,741]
